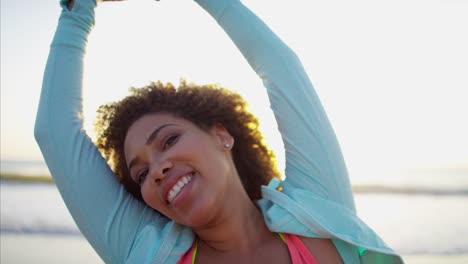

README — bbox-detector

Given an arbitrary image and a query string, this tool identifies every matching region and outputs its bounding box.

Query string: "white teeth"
[167,175,193,203]
[177,181,184,188]
[169,190,176,198]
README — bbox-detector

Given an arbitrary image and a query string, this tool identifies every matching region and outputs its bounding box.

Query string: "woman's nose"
[149,160,172,183]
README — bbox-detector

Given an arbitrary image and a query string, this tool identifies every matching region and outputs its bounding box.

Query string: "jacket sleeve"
[195,0,356,211]
[34,1,169,262]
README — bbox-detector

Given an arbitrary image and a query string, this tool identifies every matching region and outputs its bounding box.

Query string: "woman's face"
[124,113,235,227]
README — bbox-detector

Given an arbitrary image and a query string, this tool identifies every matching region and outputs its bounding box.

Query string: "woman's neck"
[192,188,274,254]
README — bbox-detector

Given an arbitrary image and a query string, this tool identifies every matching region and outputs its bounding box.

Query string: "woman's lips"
[166,173,193,203]
[163,171,194,204]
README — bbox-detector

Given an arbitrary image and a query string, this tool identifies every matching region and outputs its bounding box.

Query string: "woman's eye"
[137,169,148,185]
[163,135,179,149]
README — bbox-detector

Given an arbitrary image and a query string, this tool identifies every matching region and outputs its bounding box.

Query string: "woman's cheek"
[141,185,151,205]
[141,185,159,208]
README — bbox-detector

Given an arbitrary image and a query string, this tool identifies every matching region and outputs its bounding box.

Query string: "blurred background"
[1,0,467,263]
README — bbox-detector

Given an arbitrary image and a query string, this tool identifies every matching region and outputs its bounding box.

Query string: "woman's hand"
[67,0,126,10]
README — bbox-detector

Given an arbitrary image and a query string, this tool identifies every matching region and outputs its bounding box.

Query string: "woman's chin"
[178,199,221,228]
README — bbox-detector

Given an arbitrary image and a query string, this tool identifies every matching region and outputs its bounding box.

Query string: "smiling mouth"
[166,173,194,204]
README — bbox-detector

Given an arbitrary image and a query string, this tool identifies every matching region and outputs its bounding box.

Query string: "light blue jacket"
[35,0,403,263]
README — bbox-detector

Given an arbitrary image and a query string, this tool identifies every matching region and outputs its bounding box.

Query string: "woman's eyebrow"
[128,124,176,172]
[145,123,176,146]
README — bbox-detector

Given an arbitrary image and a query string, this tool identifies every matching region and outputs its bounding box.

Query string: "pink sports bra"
[177,233,318,264]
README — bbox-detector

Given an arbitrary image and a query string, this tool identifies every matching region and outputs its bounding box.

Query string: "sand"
[404,254,468,264]
[2,233,468,263]
[1,233,103,264]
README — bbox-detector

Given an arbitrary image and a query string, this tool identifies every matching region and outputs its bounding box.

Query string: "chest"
[195,240,291,264]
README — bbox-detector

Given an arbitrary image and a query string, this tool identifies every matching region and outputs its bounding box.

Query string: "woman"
[35,0,403,263]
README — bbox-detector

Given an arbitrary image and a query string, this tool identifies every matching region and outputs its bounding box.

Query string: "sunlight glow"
[1,0,467,183]
[81,0,468,180]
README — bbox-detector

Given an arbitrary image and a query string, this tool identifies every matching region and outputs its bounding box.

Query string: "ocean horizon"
[2,159,467,195]
[2,159,468,256]
[1,179,467,256]
[1,159,52,176]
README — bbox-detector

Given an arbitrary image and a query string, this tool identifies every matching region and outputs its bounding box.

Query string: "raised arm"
[34,0,169,262]
[196,0,355,211]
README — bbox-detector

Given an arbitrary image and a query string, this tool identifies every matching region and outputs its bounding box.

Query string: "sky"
[1,0,467,183]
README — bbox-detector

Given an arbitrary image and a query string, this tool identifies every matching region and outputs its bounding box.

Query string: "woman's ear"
[211,123,234,150]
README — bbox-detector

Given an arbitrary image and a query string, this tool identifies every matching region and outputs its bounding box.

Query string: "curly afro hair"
[94,80,280,202]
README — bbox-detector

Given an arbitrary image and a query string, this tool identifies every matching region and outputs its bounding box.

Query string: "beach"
[1,164,468,263]
[1,233,102,264]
